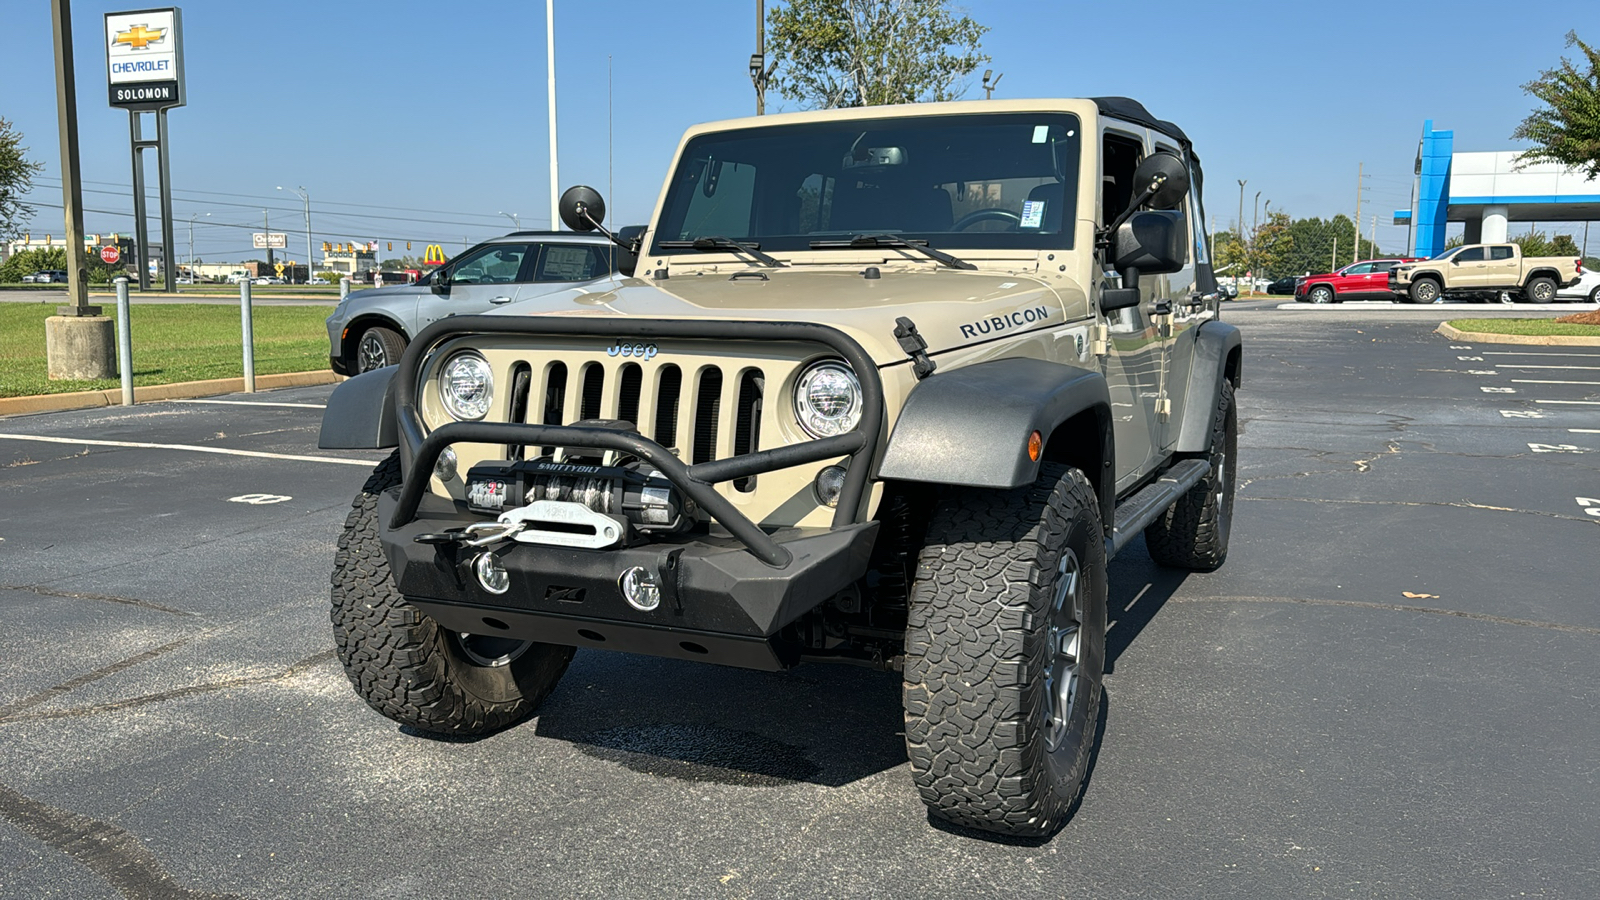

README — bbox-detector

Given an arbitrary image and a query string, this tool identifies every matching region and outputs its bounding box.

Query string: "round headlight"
[439,352,494,420]
[794,360,863,439]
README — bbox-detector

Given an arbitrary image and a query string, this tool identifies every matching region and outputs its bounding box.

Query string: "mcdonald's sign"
[422,244,448,266]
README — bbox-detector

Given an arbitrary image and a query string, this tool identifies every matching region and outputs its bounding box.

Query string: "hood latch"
[893,316,937,380]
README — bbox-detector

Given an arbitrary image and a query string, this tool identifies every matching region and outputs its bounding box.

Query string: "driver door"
[416,243,535,330]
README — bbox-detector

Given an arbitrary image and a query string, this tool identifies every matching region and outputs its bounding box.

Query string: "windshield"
[1429,247,1462,260]
[652,112,1082,256]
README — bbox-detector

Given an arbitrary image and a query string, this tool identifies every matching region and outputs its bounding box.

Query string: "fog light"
[619,566,661,611]
[473,552,510,595]
[813,465,847,508]
[435,446,458,482]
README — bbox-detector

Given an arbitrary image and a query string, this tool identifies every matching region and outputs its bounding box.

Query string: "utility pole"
[1236,180,1246,293]
[752,0,767,115]
[188,212,207,286]
[547,0,559,229]
[1353,162,1363,265]
[50,0,92,316]
[1370,214,1377,257]
[264,208,274,270]
[278,186,310,284]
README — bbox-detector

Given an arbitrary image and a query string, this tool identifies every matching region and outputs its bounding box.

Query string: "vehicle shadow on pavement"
[530,654,909,788]
[1104,537,1190,675]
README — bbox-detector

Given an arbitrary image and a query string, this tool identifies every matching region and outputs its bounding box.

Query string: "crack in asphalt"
[0,638,192,722]
[1239,495,1594,523]
[1176,595,1600,637]
[0,783,247,900]
[0,583,195,617]
[0,650,337,726]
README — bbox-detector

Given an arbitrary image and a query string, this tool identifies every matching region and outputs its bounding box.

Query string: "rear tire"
[1525,276,1557,304]
[1308,285,1335,305]
[331,453,574,735]
[1588,285,1600,304]
[1146,381,1237,571]
[1408,278,1441,304]
[903,463,1107,837]
[355,326,406,373]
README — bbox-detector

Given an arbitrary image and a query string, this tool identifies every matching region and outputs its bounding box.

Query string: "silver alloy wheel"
[358,331,390,372]
[1414,281,1439,303]
[1533,280,1555,302]
[1310,286,1333,304]
[454,632,533,668]
[1043,548,1084,752]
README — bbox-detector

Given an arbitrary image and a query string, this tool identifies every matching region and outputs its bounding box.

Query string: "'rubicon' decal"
[959,306,1052,340]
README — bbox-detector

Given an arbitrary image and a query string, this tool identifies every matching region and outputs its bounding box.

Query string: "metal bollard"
[114,277,134,406]
[339,277,350,300]
[240,278,256,393]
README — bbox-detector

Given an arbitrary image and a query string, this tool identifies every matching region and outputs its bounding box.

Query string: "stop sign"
[100,245,121,264]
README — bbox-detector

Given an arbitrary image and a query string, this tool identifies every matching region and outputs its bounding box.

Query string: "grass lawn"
[0,303,331,398]
[1447,318,1600,337]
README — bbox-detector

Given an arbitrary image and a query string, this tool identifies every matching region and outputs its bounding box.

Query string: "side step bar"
[1105,458,1211,559]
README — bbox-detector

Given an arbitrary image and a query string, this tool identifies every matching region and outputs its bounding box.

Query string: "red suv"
[1295,258,1423,304]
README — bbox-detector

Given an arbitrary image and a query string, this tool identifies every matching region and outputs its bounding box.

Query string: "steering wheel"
[951,208,1022,232]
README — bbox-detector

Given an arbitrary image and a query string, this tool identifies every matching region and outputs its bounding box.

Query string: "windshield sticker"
[1032,125,1049,143]
[1020,200,1045,229]
[960,305,1052,340]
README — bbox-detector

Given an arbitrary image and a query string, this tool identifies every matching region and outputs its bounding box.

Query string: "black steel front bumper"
[378,315,888,670]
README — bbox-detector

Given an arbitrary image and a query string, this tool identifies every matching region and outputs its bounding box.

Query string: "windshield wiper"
[658,236,785,268]
[808,234,977,270]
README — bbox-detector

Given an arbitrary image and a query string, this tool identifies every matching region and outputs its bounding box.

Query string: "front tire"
[1146,381,1238,571]
[903,464,1107,837]
[1525,276,1557,304]
[355,326,406,373]
[1308,285,1335,305]
[331,453,574,735]
[1408,279,1441,304]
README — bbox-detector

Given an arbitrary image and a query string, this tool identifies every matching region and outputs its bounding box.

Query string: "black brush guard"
[379,316,887,669]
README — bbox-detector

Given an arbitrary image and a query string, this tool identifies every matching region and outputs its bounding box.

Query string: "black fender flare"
[317,366,399,449]
[1174,320,1242,454]
[877,358,1113,518]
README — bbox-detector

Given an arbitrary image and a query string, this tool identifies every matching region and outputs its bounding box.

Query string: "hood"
[490,266,1084,366]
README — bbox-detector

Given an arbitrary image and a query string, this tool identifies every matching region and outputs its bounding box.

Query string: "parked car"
[1555,269,1600,303]
[1390,244,1581,304]
[325,230,638,374]
[1265,275,1302,295]
[20,272,40,283]
[27,269,70,283]
[1295,258,1422,303]
[309,277,329,285]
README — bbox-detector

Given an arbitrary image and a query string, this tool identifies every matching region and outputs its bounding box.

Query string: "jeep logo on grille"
[606,341,659,360]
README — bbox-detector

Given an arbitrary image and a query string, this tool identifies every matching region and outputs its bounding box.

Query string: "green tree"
[1510,230,1582,257]
[1512,32,1600,178]
[1252,211,1295,277]
[1276,215,1378,276]
[766,0,989,108]
[0,117,44,243]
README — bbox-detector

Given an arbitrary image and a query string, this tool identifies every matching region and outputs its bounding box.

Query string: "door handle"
[490,295,513,305]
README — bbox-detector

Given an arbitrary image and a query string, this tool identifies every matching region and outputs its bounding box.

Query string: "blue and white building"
[1396,120,1600,258]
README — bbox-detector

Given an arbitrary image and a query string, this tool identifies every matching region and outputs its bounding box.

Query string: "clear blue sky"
[4,0,1592,263]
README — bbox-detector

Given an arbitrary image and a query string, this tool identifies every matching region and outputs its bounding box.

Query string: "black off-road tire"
[1408,278,1441,304]
[903,463,1108,837]
[1524,276,1557,304]
[355,326,406,373]
[331,453,574,734]
[1146,381,1238,571]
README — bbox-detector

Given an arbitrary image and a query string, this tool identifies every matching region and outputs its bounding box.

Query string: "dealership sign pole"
[106,7,185,292]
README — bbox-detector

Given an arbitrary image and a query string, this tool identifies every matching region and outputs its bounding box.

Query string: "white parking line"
[168,399,328,409]
[1483,351,1600,357]
[1535,400,1600,405]
[1498,365,1600,371]
[1571,429,1600,434]
[1510,379,1600,385]
[0,433,379,466]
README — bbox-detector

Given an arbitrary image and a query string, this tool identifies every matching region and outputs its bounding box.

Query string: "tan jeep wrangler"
[319,97,1241,837]
[1389,243,1582,303]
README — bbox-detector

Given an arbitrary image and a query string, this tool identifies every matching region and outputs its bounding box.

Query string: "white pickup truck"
[1389,244,1583,304]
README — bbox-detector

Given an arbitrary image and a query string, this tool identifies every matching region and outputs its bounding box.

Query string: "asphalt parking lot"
[1,305,1597,899]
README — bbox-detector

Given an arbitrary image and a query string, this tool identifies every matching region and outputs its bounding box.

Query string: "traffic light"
[323,242,331,252]
[387,242,392,251]
[406,241,411,250]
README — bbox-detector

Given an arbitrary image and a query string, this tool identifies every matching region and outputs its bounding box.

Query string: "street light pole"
[498,211,521,230]
[187,212,208,286]
[547,0,559,229]
[278,185,310,284]
[1236,179,1246,294]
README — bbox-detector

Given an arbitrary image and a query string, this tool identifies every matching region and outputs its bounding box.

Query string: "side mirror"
[1100,210,1188,313]
[614,225,645,277]
[431,267,450,293]
[559,185,606,232]
[1450,257,1461,265]
[1131,151,1189,211]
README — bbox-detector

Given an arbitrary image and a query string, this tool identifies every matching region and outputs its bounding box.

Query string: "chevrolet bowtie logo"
[115,24,166,50]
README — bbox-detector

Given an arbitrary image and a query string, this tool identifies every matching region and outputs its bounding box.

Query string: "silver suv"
[326,231,633,374]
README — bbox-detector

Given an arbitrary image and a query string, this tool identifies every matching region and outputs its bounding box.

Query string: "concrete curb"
[0,370,343,417]
[1436,322,1600,346]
